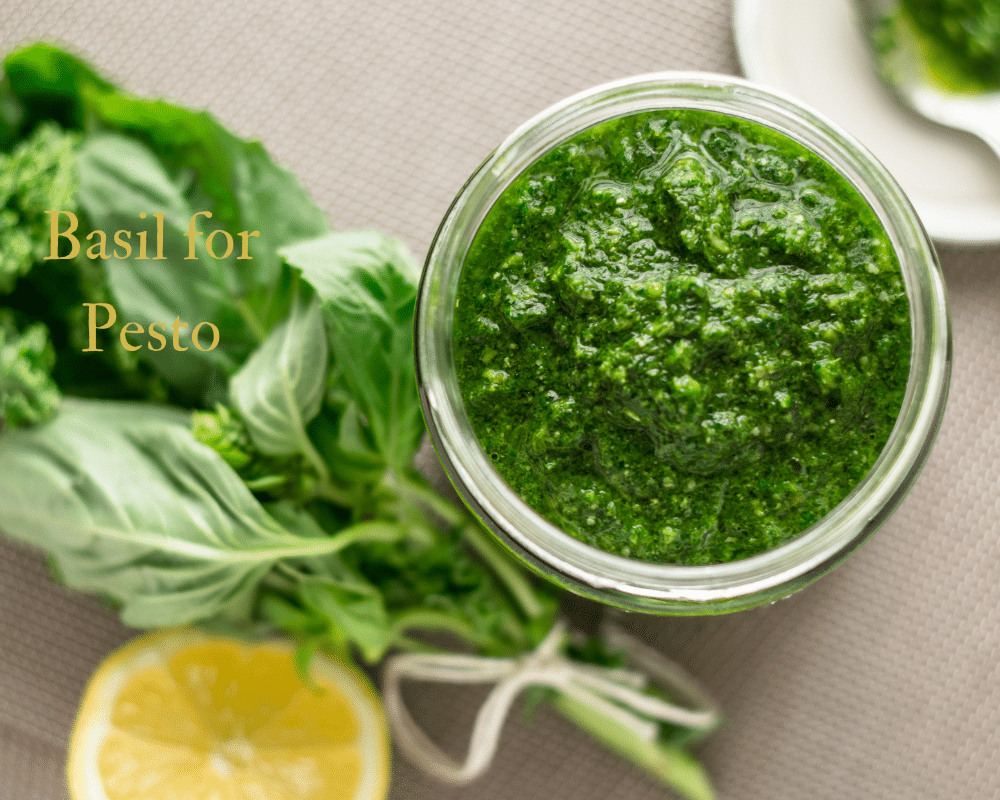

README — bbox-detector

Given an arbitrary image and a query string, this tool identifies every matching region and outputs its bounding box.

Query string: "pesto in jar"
[454,109,911,566]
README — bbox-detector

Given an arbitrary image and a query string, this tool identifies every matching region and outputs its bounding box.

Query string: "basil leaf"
[0,398,367,627]
[281,231,424,473]
[86,92,329,293]
[1,44,114,138]
[78,132,252,394]
[3,43,328,295]
[299,580,395,664]
[230,292,328,457]
[5,44,330,399]
[308,403,386,486]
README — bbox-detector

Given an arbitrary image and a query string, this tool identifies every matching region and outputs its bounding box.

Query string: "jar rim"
[416,72,951,613]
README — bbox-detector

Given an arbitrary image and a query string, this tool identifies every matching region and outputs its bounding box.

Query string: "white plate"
[734,0,1000,245]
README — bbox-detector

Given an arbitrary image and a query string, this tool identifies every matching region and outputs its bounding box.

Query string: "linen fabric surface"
[1,1,998,798]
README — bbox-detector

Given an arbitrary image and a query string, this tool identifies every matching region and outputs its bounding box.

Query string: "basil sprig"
[0,43,716,800]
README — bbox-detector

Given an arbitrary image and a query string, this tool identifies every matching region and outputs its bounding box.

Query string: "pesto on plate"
[901,0,1000,91]
[454,109,910,565]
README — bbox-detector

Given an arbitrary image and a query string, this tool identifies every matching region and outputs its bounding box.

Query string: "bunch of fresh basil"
[0,44,714,800]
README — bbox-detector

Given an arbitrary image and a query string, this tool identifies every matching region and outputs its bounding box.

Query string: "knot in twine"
[382,621,720,784]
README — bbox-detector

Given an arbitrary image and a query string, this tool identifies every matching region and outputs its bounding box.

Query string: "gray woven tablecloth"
[1,1,998,798]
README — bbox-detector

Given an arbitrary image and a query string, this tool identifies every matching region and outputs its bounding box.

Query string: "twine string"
[382,620,720,785]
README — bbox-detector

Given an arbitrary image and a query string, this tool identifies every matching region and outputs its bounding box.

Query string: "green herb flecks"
[455,109,910,565]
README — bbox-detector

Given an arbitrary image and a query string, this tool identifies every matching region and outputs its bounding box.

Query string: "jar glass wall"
[415,73,951,614]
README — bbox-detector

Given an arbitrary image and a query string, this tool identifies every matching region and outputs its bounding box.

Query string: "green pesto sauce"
[454,109,911,566]
[901,0,1000,91]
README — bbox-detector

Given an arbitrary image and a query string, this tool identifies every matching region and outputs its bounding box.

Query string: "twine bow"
[382,620,720,784]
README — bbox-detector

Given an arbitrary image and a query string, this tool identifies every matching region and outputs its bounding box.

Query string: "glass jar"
[415,73,951,614]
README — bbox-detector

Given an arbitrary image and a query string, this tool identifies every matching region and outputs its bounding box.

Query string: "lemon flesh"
[69,630,389,800]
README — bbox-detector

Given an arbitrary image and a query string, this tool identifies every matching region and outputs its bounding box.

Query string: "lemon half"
[68,629,389,800]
